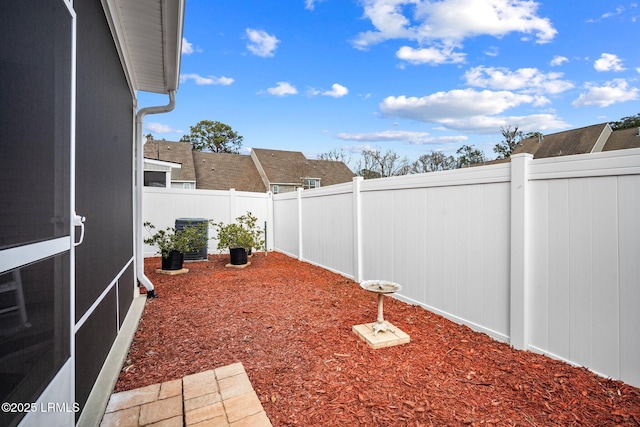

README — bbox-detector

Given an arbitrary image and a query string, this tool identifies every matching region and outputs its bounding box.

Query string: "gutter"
[135,90,176,298]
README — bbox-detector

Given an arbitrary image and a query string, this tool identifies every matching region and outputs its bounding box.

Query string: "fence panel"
[360,175,511,341]
[528,152,640,386]
[143,187,269,257]
[272,192,300,258]
[300,187,355,277]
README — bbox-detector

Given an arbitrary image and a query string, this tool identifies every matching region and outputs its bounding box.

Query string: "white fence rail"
[272,149,640,388]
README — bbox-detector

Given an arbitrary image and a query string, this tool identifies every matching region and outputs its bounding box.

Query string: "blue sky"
[141,0,640,165]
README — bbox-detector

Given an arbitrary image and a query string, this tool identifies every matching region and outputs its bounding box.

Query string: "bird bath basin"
[360,280,401,335]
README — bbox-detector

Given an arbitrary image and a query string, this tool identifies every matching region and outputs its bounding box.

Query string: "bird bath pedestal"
[352,280,411,349]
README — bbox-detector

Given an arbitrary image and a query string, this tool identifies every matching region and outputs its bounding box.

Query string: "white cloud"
[353,1,416,49]
[342,144,377,154]
[594,53,626,72]
[484,46,500,57]
[182,38,194,55]
[378,88,571,133]
[436,114,570,133]
[463,66,574,94]
[335,130,467,145]
[572,79,639,107]
[353,0,557,50]
[396,45,466,65]
[586,5,632,23]
[305,0,324,10]
[322,83,349,98]
[550,55,568,66]
[146,122,182,134]
[180,74,234,86]
[601,6,626,19]
[262,82,298,96]
[380,89,535,121]
[246,28,280,57]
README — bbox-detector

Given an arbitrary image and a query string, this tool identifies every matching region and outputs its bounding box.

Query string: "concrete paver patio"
[100,362,272,427]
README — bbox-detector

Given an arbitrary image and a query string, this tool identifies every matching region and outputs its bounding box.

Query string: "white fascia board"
[101,0,185,94]
[162,0,185,92]
[144,158,182,169]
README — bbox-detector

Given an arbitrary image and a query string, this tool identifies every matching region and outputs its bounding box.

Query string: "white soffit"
[102,0,185,94]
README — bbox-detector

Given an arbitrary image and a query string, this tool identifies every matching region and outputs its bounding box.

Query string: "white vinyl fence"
[142,187,273,257]
[272,150,640,389]
[142,149,640,388]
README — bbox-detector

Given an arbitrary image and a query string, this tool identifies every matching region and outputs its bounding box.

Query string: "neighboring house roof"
[144,140,196,181]
[193,151,267,192]
[602,127,640,151]
[251,148,356,186]
[306,159,357,186]
[251,148,309,185]
[143,141,355,191]
[511,123,611,159]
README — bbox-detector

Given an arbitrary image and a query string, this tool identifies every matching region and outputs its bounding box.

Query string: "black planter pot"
[161,250,184,270]
[229,247,248,265]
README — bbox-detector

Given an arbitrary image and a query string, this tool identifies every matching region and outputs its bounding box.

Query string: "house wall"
[73,0,136,416]
[272,149,640,388]
[1,0,141,425]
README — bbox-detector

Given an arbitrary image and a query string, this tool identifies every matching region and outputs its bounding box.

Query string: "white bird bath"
[360,280,401,335]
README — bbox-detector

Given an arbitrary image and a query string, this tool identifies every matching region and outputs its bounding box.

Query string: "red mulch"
[116,252,640,426]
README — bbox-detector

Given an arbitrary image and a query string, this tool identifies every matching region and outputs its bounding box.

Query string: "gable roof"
[143,140,196,181]
[193,151,266,192]
[251,148,355,186]
[143,141,355,191]
[251,148,309,184]
[602,127,640,151]
[305,159,357,186]
[511,123,610,159]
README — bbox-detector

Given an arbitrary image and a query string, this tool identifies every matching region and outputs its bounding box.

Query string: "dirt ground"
[116,252,640,426]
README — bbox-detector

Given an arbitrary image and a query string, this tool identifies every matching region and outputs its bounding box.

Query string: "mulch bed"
[116,252,640,426]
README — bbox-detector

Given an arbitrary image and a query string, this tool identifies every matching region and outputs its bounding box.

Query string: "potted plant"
[144,221,209,270]
[213,212,264,265]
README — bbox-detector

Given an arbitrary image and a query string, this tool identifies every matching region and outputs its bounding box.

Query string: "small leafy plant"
[144,221,209,258]
[213,212,264,252]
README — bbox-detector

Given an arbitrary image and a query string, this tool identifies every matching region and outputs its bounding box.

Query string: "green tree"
[493,125,524,159]
[456,144,486,168]
[412,150,456,173]
[180,120,243,153]
[609,113,640,130]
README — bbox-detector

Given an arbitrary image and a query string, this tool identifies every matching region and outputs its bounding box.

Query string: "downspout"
[135,90,176,298]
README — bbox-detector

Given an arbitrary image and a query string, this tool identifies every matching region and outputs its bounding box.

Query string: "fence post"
[353,177,363,282]
[510,153,533,350]
[266,191,274,252]
[297,187,303,261]
[229,188,236,222]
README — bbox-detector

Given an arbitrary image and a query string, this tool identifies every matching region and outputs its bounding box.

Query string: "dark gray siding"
[74,0,135,412]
